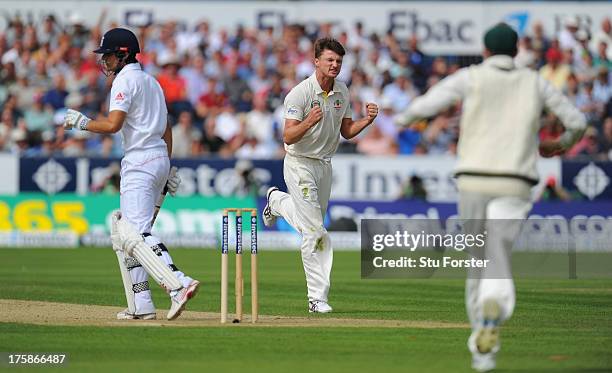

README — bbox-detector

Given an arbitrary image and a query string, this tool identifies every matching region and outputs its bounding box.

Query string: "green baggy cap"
[484,23,518,56]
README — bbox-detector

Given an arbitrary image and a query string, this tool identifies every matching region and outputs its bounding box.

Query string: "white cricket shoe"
[263,186,279,227]
[116,308,156,320]
[308,300,333,313]
[468,298,501,372]
[167,280,200,320]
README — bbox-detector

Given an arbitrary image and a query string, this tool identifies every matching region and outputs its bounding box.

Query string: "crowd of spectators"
[0,13,611,160]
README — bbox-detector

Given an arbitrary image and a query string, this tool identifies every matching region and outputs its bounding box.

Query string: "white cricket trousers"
[269,153,333,302]
[458,191,532,332]
[119,151,193,314]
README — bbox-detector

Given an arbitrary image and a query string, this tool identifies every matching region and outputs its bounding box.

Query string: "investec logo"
[573,162,610,200]
[33,159,71,194]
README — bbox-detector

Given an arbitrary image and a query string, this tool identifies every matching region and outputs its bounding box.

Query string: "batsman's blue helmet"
[93,28,140,54]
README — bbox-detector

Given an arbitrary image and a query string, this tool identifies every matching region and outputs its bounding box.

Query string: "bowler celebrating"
[264,38,378,313]
[63,28,200,321]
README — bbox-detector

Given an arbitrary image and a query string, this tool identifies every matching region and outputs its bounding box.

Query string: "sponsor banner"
[331,155,560,203]
[0,2,610,55]
[326,199,612,220]
[561,161,612,201]
[81,231,359,250]
[18,157,285,197]
[0,154,18,195]
[0,193,255,237]
[0,232,78,248]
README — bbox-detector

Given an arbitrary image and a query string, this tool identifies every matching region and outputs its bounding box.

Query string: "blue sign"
[562,161,612,201]
[19,157,285,196]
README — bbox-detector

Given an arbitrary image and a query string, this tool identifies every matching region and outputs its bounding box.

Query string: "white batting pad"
[116,218,182,292]
[115,250,136,314]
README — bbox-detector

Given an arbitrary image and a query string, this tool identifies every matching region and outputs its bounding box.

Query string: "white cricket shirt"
[109,63,168,156]
[284,73,352,160]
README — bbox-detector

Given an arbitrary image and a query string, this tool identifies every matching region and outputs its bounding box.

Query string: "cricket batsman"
[395,23,586,371]
[63,28,200,321]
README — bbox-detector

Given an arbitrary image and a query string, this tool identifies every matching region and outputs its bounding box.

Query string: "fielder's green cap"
[484,23,518,56]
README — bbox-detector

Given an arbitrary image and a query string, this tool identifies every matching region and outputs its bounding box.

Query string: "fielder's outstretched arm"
[395,69,469,127]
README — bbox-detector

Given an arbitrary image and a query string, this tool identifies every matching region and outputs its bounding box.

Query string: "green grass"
[0,248,611,372]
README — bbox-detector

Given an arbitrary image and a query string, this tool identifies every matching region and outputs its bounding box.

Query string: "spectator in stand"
[264,72,286,112]
[597,117,612,160]
[249,63,270,95]
[540,47,571,90]
[36,15,60,49]
[180,53,208,107]
[407,35,429,92]
[397,175,427,200]
[567,126,599,158]
[11,75,37,111]
[593,41,612,71]
[593,67,611,103]
[356,124,397,155]
[564,73,580,104]
[214,103,242,144]
[201,115,229,156]
[558,16,580,52]
[397,122,423,155]
[245,93,276,145]
[156,55,192,117]
[515,36,537,69]
[23,93,53,133]
[171,111,202,158]
[196,77,226,119]
[421,108,457,155]
[537,176,572,201]
[42,75,69,110]
[62,131,90,157]
[2,14,612,162]
[381,74,418,113]
[590,17,612,61]
[223,62,253,112]
[9,127,29,155]
[0,109,15,151]
[530,21,551,67]
[29,59,52,91]
[576,80,605,125]
[375,97,399,139]
[23,130,59,157]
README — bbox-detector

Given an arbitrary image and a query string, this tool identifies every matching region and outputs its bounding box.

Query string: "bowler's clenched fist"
[306,105,323,127]
[365,103,378,123]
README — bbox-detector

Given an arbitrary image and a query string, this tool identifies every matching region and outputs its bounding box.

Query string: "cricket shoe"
[263,186,279,227]
[308,300,333,313]
[167,280,201,320]
[116,308,156,320]
[468,298,501,372]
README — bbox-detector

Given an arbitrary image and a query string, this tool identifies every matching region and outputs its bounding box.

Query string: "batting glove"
[110,210,122,252]
[64,109,91,130]
[166,167,181,196]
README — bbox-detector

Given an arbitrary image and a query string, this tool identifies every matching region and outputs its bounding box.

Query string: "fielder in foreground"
[263,38,378,313]
[63,28,200,321]
[396,23,586,372]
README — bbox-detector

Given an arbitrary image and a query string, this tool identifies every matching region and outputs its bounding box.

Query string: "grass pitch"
[0,248,610,372]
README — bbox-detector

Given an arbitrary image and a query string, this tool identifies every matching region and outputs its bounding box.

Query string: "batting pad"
[116,219,182,292]
[115,250,136,314]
